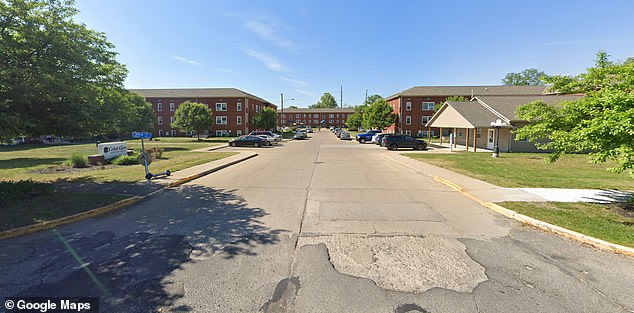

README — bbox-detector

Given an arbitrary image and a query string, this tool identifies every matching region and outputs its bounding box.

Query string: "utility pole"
[340,85,343,108]
[365,89,368,105]
[280,93,283,129]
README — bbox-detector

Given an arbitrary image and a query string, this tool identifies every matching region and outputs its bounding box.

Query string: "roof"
[279,108,355,113]
[426,95,583,128]
[129,88,273,105]
[386,85,550,100]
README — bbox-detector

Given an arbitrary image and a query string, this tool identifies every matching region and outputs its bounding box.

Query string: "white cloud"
[282,77,309,88]
[244,48,287,72]
[170,56,203,66]
[295,89,313,97]
[244,20,295,50]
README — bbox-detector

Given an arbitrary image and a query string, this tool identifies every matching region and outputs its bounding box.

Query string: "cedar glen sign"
[97,142,128,160]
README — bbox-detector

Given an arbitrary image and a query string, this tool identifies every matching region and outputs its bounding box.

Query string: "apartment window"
[256,105,260,113]
[282,120,286,124]
[170,116,175,124]
[422,116,431,125]
[329,119,334,124]
[405,116,411,125]
[459,129,464,136]
[158,130,163,137]
[282,114,286,118]
[216,103,227,111]
[314,114,319,118]
[237,116,242,125]
[237,130,242,136]
[171,130,176,136]
[237,102,242,111]
[169,102,175,112]
[476,128,482,138]
[157,116,163,125]
[406,101,412,111]
[405,130,411,135]
[296,114,301,118]
[422,102,435,111]
[157,102,162,112]
[329,114,334,118]
[216,130,228,136]
[418,130,434,137]
[314,120,319,124]
[216,116,227,125]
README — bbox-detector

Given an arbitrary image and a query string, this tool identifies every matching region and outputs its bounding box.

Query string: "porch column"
[427,127,431,143]
[439,127,443,146]
[466,128,470,152]
[473,128,477,152]
[453,128,457,149]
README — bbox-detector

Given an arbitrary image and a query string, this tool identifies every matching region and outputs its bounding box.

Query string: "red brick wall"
[277,110,353,128]
[388,95,471,136]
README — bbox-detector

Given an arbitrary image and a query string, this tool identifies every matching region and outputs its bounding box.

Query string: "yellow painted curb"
[0,196,144,241]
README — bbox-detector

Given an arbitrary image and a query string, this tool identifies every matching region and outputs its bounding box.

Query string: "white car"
[255,135,281,145]
[371,133,382,144]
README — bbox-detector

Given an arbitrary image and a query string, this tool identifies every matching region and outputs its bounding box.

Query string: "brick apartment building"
[278,108,355,128]
[384,85,549,136]
[130,88,275,137]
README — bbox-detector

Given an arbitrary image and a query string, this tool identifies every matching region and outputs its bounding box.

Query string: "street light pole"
[490,119,507,158]
[280,93,294,130]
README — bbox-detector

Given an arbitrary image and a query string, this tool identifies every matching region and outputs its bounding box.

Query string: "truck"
[355,130,382,143]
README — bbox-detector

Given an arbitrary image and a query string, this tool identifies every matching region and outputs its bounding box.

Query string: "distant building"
[278,108,355,128]
[130,88,276,137]
[384,85,550,136]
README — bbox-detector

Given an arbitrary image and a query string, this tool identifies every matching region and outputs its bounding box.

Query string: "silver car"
[339,132,352,140]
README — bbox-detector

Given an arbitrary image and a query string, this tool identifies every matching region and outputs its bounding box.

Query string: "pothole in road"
[297,234,487,293]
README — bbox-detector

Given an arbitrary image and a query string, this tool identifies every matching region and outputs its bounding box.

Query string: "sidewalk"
[381,152,632,203]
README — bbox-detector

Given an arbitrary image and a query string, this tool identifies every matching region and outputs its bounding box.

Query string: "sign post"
[132,132,170,180]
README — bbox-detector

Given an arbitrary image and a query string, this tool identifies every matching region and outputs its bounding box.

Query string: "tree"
[364,94,383,105]
[253,107,277,131]
[346,113,363,130]
[0,0,132,139]
[502,68,548,86]
[362,99,396,130]
[288,105,298,109]
[515,51,634,177]
[172,101,212,140]
[96,89,154,138]
[310,92,338,108]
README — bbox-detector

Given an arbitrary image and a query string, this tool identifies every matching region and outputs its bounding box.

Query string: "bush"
[68,153,88,168]
[111,154,138,166]
[0,180,54,202]
[146,147,163,160]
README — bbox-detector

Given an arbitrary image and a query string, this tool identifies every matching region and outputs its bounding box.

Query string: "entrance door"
[487,129,495,149]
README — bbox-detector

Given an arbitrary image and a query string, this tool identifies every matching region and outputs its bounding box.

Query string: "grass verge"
[0,192,128,231]
[502,201,634,248]
[405,152,633,190]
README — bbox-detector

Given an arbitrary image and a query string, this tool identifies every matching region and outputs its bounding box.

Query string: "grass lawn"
[0,192,128,231]
[502,201,634,248]
[0,137,236,183]
[405,152,633,190]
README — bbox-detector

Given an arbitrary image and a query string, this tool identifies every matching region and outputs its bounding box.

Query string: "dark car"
[382,135,427,150]
[228,135,265,147]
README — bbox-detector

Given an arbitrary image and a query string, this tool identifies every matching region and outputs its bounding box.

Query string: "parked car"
[329,126,335,132]
[356,130,382,143]
[249,131,281,139]
[293,130,307,140]
[228,135,265,147]
[339,132,352,140]
[335,129,345,138]
[306,127,313,133]
[255,134,281,146]
[374,133,391,146]
[382,135,427,150]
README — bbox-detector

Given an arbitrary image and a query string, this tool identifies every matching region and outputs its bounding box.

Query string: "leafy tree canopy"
[172,101,212,140]
[364,94,383,105]
[502,68,548,86]
[362,99,396,130]
[310,92,338,108]
[346,113,363,130]
[253,107,277,131]
[515,51,634,177]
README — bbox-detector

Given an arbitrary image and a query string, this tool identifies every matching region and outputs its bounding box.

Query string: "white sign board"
[97,141,128,160]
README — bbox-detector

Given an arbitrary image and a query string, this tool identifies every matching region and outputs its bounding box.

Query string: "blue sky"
[75,0,634,107]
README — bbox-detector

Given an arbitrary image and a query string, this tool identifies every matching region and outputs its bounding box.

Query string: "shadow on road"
[1,185,282,312]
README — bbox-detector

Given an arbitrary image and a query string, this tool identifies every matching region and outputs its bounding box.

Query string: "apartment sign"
[97,142,128,160]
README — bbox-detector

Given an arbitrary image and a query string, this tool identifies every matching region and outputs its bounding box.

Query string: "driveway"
[1,131,633,312]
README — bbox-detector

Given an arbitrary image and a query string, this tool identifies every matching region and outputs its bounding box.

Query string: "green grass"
[0,138,236,183]
[502,201,634,248]
[0,192,128,231]
[406,152,633,190]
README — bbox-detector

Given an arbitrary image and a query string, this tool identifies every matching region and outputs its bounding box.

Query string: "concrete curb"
[166,153,258,188]
[0,196,144,241]
[0,152,258,241]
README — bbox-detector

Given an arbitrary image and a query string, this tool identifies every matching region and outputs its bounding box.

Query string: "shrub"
[146,147,164,160]
[68,153,88,168]
[111,154,138,166]
[0,180,54,202]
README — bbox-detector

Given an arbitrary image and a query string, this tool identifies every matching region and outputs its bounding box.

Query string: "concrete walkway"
[381,152,632,203]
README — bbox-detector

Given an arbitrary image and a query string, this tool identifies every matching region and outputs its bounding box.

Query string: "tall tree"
[346,113,363,130]
[502,68,548,86]
[253,107,277,131]
[362,99,396,130]
[515,51,634,177]
[172,101,212,140]
[364,94,383,105]
[0,0,131,138]
[310,92,338,108]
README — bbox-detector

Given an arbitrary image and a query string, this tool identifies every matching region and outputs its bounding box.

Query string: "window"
[314,120,319,124]
[406,101,412,111]
[158,130,163,136]
[458,129,464,136]
[216,103,227,111]
[216,130,228,136]
[422,116,431,124]
[255,105,260,113]
[314,114,319,118]
[157,102,162,112]
[336,114,339,118]
[282,114,286,118]
[171,130,176,136]
[237,116,242,125]
[418,130,435,137]
[170,102,175,111]
[422,102,435,110]
[237,102,242,111]
[476,128,482,138]
[405,116,411,125]
[216,116,227,125]
[236,130,242,136]
[170,116,175,124]
[329,114,334,118]
[282,120,286,124]
[329,119,334,124]
[405,130,411,135]
[296,114,301,118]
[157,116,163,125]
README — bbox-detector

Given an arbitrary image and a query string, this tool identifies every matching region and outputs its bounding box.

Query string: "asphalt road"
[1,131,633,313]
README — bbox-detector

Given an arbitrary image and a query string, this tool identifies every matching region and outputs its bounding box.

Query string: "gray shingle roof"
[387,85,550,100]
[475,95,583,122]
[129,88,273,105]
[447,101,501,127]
